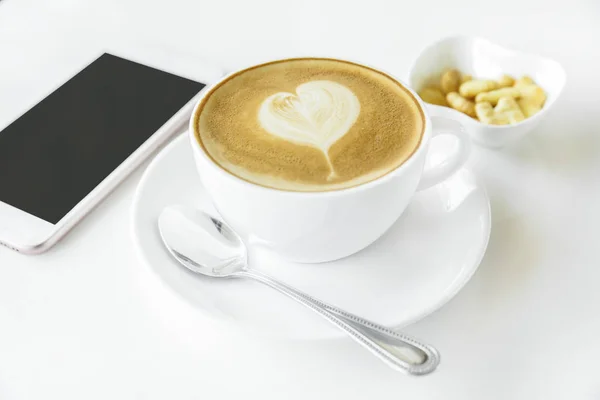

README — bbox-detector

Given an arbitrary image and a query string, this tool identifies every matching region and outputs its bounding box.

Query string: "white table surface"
[1,0,599,398]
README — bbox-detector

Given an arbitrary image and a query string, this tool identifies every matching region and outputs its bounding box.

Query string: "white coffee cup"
[189,59,470,263]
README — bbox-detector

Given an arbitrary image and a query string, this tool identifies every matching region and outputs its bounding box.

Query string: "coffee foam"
[258,80,361,179]
[195,58,424,192]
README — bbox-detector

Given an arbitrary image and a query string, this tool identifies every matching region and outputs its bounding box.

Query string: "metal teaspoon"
[158,204,440,375]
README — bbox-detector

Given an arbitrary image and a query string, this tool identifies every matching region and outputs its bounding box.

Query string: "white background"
[1,0,600,398]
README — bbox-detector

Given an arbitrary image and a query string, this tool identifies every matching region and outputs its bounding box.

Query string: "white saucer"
[131,134,491,340]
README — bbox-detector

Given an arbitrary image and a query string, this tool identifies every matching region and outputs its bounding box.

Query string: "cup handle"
[417,105,471,191]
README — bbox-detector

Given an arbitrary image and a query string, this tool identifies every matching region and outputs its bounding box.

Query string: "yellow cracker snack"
[514,75,535,88]
[440,69,461,94]
[475,97,525,125]
[495,97,525,124]
[517,99,542,118]
[475,87,522,105]
[418,87,447,106]
[517,84,546,118]
[446,92,476,118]
[459,80,498,98]
[497,74,515,88]
[519,85,546,106]
[475,102,509,125]
[424,69,546,122]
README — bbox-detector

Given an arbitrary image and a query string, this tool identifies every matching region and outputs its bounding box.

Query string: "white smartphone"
[0,52,222,254]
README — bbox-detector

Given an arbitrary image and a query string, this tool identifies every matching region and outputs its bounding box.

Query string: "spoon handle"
[260,274,440,367]
[235,269,439,375]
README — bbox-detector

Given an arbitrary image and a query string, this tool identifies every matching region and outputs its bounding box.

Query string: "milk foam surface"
[195,58,424,191]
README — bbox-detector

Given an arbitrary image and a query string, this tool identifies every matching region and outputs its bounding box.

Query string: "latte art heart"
[258,80,360,176]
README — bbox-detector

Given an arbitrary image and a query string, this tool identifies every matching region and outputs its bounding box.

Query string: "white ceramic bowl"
[408,36,566,148]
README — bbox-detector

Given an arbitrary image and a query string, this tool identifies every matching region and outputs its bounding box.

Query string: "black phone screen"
[0,53,205,224]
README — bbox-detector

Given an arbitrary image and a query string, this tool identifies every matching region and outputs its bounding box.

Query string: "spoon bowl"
[159,205,246,277]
